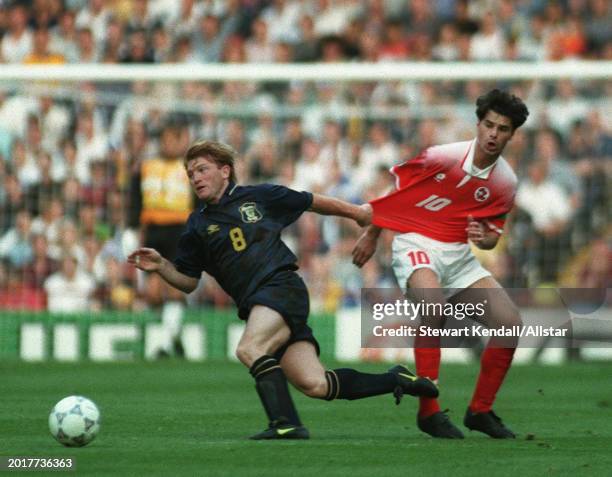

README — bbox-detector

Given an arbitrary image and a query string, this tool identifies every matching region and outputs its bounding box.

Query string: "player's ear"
[221,164,231,180]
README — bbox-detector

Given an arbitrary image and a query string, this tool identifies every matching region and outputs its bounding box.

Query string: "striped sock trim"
[253,365,281,378]
[249,355,280,379]
[325,370,340,401]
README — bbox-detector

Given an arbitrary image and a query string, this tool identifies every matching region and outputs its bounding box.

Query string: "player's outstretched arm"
[128,247,199,294]
[352,225,382,268]
[309,193,372,226]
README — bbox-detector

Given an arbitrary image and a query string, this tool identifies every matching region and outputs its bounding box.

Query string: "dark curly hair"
[475,89,529,130]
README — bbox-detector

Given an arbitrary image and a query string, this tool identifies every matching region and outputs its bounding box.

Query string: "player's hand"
[356,203,373,227]
[352,231,377,268]
[466,215,486,245]
[127,248,163,272]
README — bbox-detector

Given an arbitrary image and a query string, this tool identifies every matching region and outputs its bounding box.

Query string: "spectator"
[74,109,109,184]
[49,9,79,62]
[355,122,399,189]
[516,161,573,283]
[13,138,40,189]
[0,209,34,269]
[1,5,33,63]
[171,32,198,63]
[534,129,582,211]
[291,136,325,192]
[75,27,100,62]
[432,23,460,61]
[192,11,240,63]
[469,11,506,61]
[293,14,318,62]
[1,174,27,232]
[125,0,156,35]
[260,0,302,44]
[103,15,125,62]
[312,0,361,37]
[546,80,589,136]
[151,23,172,62]
[402,0,439,48]
[278,118,303,163]
[38,96,71,155]
[560,235,611,288]
[75,0,111,45]
[586,0,612,54]
[22,233,58,289]
[120,29,154,63]
[167,0,205,40]
[516,14,547,60]
[318,120,352,174]
[44,254,96,313]
[26,152,61,216]
[453,0,479,36]
[96,256,135,310]
[379,20,410,62]
[248,139,280,183]
[23,27,65,63]
[31,198,64,246]
[245,18,274,63]
[29,0,62,30]
[48,218,87,267]
[516,161,573,236]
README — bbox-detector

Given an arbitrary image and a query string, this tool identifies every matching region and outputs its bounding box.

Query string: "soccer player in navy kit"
[128,140,437,439]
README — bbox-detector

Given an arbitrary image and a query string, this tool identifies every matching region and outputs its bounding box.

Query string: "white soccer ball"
[48,396,101,447]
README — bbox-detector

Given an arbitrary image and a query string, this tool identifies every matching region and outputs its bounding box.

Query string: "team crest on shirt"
[239,202,263,223]
[474,187,490,202]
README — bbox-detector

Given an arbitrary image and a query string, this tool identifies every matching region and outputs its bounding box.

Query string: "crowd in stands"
[1,0,611,64]
[0,0,610,313]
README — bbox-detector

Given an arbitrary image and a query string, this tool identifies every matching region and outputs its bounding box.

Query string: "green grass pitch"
[2,360,611,476]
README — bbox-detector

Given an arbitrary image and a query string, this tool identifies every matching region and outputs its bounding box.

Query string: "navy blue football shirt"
[174,182,313,307]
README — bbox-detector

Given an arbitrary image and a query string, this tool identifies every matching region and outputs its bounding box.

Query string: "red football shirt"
[371,139,517,243]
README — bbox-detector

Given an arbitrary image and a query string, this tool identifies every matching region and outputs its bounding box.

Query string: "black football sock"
[249,355,302,426]
[325,368,397,401]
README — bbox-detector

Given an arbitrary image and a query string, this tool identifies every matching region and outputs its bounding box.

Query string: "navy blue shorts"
[238,270,320,360]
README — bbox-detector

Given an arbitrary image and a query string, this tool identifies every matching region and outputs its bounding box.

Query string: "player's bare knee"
[235,342,264,367]
[294,375,328,398]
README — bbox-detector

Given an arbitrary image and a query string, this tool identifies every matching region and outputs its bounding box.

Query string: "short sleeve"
[174,216,206,278]
[389,149,434,189]
[259,184,313,226]
[484,214,508,235]
[486,186,516,235]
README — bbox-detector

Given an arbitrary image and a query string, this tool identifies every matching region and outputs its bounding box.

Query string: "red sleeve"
[484,190,515,235]
[389,150,430,189]
[484,214,507,235]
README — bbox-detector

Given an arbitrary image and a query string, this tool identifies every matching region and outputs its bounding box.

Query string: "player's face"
[476,111,514,158]
[187,156,230,203]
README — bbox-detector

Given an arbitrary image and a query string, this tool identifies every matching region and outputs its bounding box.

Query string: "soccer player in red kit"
[353,89,529,439]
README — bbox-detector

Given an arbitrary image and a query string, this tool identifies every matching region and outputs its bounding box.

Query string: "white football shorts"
[391,232,491,298]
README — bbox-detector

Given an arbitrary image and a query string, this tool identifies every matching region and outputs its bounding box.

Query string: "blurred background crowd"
[0,0,610,315]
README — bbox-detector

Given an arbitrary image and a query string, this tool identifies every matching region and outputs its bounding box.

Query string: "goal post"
[0,61,610,82]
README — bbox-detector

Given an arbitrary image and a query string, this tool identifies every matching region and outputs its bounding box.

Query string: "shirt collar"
[461,138,499,180]
[199,181,238,213]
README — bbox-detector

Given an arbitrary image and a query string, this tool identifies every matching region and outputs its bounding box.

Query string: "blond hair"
[184,140,237,183]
